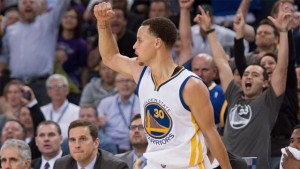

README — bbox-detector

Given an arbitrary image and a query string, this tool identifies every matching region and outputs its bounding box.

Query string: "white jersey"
[136,66,211,169]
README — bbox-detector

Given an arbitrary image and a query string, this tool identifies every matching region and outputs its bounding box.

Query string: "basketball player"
[93,1,231,169]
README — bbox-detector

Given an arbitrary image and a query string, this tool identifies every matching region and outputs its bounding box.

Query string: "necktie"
[44,162,50,169]
[134,158,142,169]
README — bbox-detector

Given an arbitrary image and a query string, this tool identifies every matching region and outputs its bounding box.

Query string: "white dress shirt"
[40,100,80,139]
[40,150,63,169]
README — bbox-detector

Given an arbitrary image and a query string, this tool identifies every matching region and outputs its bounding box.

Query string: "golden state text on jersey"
[144,101,174,145]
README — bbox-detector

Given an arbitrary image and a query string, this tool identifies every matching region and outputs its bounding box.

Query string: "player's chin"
[139,62,144,66]
[135,58,144,66]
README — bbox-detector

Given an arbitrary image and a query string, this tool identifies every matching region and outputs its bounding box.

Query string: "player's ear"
[155,38,162,48]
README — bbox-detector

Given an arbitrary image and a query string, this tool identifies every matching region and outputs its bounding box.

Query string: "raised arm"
[286,29,297,89]
[194,6,233,93]
[94,2,142,82]
[233,10,248,78]
[46,0,71,26]
[237,0,251,21]
[268,3,292,96]
[237,0,255,41]
[177,0,194,66]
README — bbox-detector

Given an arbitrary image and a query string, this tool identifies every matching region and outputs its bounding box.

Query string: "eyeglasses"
[47,84,67,89]
[129,124,144,130]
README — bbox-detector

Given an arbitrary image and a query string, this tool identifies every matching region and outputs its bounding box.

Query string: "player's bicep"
[105,54,143,81]
[183,78,216,134]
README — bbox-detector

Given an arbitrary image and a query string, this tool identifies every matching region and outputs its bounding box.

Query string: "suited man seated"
[31,121,65,169]
[53,120,129,169]
[116,114,148,169]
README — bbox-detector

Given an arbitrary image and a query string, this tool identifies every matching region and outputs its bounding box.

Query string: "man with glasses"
[97,73,140,153]
[40,74,79,139]
[53,120,128,169]
[117,114,148,169]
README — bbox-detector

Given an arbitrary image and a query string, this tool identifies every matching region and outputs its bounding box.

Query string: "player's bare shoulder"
[130,57,147,82]
[183,76,209,98]
[186,76,207,90]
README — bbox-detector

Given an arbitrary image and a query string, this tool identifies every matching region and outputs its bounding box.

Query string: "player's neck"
[149,51,177,84]
[151,63,178,85]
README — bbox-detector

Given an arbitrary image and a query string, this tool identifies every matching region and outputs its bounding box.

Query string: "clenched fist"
[93,2,115,22]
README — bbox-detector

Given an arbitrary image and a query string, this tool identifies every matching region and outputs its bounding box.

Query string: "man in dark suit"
[116,114,147,169]
[31,121,65,169]
[53,120,128,169]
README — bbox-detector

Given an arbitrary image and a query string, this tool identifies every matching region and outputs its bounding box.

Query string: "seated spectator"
[80,61,117,107]
[0,84,44,144]
[1,119,26,144]
[32,121,65,169]
[0,139,31,169]
[1,80,24,116]
[40,74,79,139]
[0,85,45,159]
[18,106,34,143]
[98,73,140,153]
[116,114,148,169]
[53,120,128,169]
[61,104,118,154]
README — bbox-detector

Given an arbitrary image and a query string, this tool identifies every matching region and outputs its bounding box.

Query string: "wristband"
[205,28,215,35]
[97,24,108,29]
[278,28,288,32]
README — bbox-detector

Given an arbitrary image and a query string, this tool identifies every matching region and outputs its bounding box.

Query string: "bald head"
[191,54,217,85]
[193,54,215,67]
